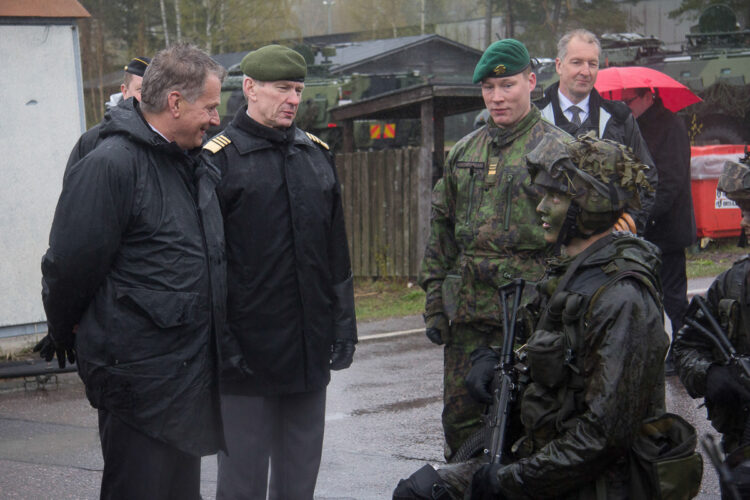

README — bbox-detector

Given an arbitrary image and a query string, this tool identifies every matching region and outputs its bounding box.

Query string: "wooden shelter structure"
[330,83,484,272]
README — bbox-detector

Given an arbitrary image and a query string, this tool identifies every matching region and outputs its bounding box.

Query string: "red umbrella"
[595,66,702,112]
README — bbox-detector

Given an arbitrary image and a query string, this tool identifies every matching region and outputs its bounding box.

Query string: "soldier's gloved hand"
[469,463,505,500]
[613,213,637,233]
[465,347,499,405]
[424,313,449,346]
[33,334,76,369]
[330,340,355,370]
[726,450,750,498]
[393,464,448,499]
[705,364,750,407]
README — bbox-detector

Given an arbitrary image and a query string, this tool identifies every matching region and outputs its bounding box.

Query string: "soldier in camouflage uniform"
[397,134,670,499]
[674,156,750,458]
[418,38,571,460]
[467,133,668,499]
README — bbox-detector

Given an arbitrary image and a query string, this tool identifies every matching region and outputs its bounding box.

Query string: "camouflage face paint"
[537,189,572,244]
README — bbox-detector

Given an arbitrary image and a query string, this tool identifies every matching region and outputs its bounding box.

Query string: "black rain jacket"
[42,100,226,456]
[207,107,357,395]
[65,98,136,179]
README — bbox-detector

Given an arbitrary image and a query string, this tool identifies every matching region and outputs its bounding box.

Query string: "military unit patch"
[203,135,231,154]
[306,132,330,151]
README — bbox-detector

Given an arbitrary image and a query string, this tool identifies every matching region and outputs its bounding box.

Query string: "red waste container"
[690,145,746,239]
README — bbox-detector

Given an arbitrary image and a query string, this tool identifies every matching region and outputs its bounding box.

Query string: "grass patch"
[354,278,424,322]
[686,239,747,279]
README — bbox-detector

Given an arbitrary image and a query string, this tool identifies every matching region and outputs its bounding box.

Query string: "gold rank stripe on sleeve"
[305,132,330,151]
[203,135,231,154]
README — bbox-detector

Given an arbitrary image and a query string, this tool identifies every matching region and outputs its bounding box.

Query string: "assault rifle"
[449,278,527,464]
[683,295,750,392]
[701,434,742,500]
[485,278,526,464]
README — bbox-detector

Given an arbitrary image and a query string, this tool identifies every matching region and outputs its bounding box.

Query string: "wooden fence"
[336,147,424,278]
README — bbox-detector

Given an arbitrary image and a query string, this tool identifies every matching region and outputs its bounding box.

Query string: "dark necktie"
[569,105,582,127]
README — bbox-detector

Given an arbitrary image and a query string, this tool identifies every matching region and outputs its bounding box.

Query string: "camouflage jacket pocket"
[441,274,462,321]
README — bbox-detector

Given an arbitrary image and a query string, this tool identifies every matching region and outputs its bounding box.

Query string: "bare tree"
[159,0,170,46]
[484,0,492,48]
[204,0,213,53]
[175,0,183,43]
[504,0,514,37]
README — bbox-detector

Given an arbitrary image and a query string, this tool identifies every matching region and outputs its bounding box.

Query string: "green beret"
[240,45,307,82]
[472,39,530,84]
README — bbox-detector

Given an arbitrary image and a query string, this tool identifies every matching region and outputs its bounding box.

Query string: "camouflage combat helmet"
[718,154,750,204]
[526,131,651,237]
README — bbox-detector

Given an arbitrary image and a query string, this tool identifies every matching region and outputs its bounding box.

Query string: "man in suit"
[535,29,657,234]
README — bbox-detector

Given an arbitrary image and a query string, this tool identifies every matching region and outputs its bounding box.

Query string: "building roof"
[211,51,248,70]
[0,0,90,18]
[211,33,482,74]
[315,34,482,74]
[330,83,483,121]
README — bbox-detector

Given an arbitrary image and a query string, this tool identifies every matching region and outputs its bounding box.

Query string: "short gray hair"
[557,29,600,61]
[140,43,227,114]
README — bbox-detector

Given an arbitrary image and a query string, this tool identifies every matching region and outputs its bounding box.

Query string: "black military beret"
[124,56,151,77]
[473,39,530,84]
[240,45,307,82]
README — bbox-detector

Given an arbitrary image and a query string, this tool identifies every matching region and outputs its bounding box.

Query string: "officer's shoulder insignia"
[203,134,231,154]
[305,132,329,151]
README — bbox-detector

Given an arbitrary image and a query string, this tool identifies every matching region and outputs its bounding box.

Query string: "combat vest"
[716,255,750,354]
[519,232,663,451]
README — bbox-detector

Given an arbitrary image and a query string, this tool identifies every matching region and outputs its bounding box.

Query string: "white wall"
[0,22,85,335]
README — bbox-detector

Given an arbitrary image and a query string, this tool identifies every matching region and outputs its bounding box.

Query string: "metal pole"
[323,0,335,35]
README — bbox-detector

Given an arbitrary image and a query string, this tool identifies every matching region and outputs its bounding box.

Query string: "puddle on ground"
[350,395,441,416]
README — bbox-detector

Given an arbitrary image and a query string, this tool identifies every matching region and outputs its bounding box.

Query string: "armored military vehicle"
[533,5,750,145]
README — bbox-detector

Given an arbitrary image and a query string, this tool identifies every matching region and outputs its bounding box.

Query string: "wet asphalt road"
[0,288,723,499]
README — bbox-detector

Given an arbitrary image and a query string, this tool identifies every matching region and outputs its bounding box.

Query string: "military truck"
[533,5,750,145]
[214,53,424,152]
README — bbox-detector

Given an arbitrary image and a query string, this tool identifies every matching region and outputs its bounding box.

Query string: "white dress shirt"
[558,90,591,125]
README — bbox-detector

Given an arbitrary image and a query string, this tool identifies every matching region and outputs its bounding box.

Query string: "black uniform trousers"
[98,409,201,500]
[216,388,326,500]
[661,250,690,337]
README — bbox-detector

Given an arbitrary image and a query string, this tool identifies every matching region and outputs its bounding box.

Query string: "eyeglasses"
[621,96,639,106]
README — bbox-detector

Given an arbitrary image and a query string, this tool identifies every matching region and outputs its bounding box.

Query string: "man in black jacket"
[204,45,357,499]
[623,87,696,374]
[535,29,657,234]
[40,44,227,499]
[65,56,150,173]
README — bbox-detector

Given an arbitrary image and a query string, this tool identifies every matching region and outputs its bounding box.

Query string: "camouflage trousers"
[443,321,502,461]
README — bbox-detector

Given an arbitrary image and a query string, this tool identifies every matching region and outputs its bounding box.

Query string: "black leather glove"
[330,340,355,370]
[393,464,449,499]
[726,449,750,499]
[469,463,504,500]
[705,364,750,407]
[465,347,499,405]
[424,313,449,346]
[33,334,76,369]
